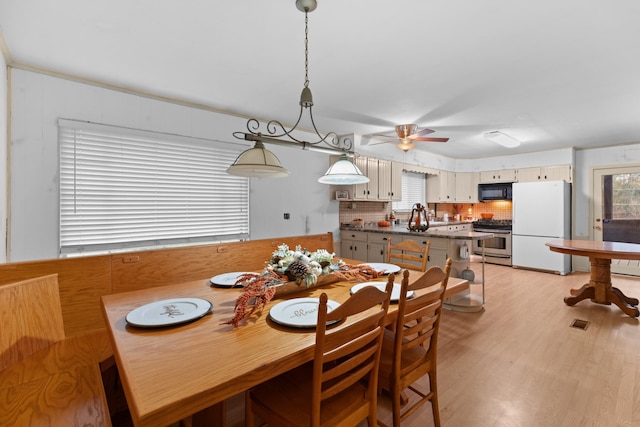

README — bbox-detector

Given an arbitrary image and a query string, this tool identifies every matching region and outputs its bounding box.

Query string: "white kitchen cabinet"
[390,161,403,201]
[377,159,392,201]
[366,233,393,262]
[454,172,479,202]
[517,165,572,183]
[351,156,373,200]
[340,230,368,260]
[426,171,455,202]
[479,169,517,183]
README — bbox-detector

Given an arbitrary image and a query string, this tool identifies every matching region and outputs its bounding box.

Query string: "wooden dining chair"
[245,276,394,427]
[386,237,431,272]
[377,260,452,427]
[0,274,65,370]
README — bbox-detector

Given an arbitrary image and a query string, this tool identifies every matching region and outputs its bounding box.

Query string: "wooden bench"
[0,275,114,426]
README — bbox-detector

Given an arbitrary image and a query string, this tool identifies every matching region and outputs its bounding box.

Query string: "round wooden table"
[546,240,640,317]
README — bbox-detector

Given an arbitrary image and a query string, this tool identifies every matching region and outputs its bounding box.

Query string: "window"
[58,119,249,255]
[392,170,426,211]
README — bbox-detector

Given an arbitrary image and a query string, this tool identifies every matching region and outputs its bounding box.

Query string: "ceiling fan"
[370,124,449,152]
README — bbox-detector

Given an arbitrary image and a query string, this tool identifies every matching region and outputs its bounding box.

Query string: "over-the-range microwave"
[478,182,513,201]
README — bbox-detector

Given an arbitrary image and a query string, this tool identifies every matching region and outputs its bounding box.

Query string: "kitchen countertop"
[341,221,494,240]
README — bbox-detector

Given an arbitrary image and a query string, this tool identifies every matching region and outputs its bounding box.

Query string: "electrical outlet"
[283,213,290,220]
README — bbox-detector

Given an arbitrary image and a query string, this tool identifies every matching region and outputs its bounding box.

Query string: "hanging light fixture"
[317,154,369,184]
[226,141,290,178]
[231,0,368,184]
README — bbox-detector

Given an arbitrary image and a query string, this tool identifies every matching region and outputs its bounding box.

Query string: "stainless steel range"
[472,219,512,266]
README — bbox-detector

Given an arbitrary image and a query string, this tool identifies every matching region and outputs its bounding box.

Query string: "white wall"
[9,69,338,261]
[0,52,7,262]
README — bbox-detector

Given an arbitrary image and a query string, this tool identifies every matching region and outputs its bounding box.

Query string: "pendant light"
[226,141,290,178]
[231,0,367,184]
[318,154,369,184]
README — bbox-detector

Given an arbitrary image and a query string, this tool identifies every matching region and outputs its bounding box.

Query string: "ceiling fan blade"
[413,137,449,142]
[410,128,435,138]
[368,140,395,146]
[368,133,398,140]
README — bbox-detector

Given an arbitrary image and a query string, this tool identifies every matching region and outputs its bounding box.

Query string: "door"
[593,165,640,276]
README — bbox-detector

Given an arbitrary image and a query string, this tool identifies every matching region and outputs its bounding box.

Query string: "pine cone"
[285,260,309,281]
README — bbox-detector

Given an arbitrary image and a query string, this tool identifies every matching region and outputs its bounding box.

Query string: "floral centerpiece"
[224,244,382,327]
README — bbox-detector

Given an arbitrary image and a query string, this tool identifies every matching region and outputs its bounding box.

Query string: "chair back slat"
[386,238,430,272]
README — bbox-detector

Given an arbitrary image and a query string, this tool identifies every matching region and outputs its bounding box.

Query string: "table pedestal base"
[564,257,639,317]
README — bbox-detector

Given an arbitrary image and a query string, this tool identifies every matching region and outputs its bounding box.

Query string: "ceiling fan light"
[318,155,370,184]
[226,141,290,178]
[484,131,521,148]
[397,141,416,152]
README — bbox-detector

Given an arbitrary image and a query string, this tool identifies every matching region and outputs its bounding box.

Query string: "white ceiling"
[1,0,640,159]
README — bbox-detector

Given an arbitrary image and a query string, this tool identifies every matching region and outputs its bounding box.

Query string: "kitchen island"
[340,221,494,312]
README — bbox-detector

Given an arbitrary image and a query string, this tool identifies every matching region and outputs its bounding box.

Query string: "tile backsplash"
[338,200,512,224]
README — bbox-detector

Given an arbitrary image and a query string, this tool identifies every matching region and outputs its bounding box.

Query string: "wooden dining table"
[101,266,468,427]
[546,239,640,317]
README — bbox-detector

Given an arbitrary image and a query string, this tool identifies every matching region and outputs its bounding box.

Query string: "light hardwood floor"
[221,263,640,427]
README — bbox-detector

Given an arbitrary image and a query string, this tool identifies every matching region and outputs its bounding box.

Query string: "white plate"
[126,298,212,328]
[209,271,256,287]
[361,262,401,275]
[269,297,340,328]
[350,282,414,303]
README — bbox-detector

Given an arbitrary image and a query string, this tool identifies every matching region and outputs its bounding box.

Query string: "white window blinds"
[392,170,426,211]
[58,119,249,255]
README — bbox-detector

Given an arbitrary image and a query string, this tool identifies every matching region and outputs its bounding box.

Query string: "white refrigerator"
[512,180,571,275]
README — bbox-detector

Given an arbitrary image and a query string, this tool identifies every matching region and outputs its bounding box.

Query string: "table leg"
[564,284,595,306]
[608,287,640,317]
[564,257,639,317]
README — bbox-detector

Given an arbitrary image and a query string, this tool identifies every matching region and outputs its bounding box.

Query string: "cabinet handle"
[380,250,383,255]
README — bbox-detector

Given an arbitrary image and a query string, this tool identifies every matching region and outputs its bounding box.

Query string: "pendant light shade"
[226,141,290,178]
[318,154,370,184]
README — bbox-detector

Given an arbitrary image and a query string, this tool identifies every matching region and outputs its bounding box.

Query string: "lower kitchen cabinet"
[340,230,472,274]
[340,230,368,260]
[367,233,393,263]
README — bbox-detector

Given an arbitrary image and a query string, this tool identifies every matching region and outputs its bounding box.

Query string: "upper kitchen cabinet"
[329,155,401,201]
[391,161,403,201]
[377,160,403,201]
[350,156,379,200]
[517,165,572,183]
[454,172,479,202]
[479,169,517,183]
[426,171,456,202]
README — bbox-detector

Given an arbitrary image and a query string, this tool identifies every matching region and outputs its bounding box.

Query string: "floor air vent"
[570,319,590,330]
